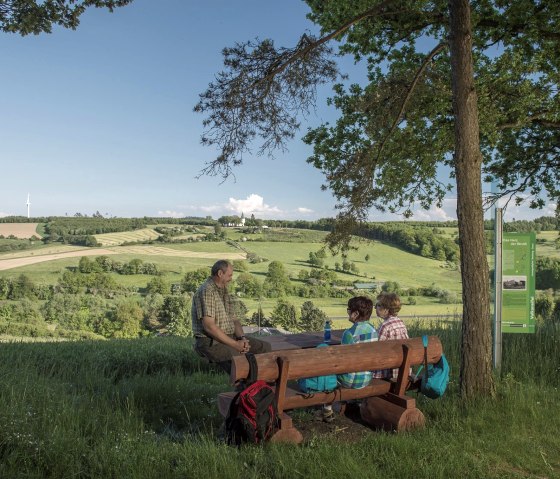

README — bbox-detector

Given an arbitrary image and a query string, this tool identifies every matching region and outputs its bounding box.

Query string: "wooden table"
[252,329,345,351]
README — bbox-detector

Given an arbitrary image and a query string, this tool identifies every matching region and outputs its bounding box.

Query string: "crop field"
[0,222,42,239]
[94,228,161,246]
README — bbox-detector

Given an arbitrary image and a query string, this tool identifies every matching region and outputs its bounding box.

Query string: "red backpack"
[225,353,277,445]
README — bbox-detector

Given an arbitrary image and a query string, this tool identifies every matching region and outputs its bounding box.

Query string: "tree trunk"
[448,0,495,398]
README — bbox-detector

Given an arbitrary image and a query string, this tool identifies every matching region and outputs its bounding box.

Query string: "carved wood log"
[360,395,425,432]
[231,336,443,383]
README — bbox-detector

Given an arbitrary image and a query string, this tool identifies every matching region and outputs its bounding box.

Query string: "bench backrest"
[230,336,443,384]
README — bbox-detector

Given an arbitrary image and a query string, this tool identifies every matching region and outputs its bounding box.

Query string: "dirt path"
[0,245,246,271]
[0,248,117,271]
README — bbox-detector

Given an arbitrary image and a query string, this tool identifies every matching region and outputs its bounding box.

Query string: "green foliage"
[0,237,38,253]
[536,257,560,290]
[308,250,324,267]
[0,274,37,300]
[180,267,209,293]
[232,259,249,272]
[299,300,327,332]
[232,298,249,323]
[43,217,146,245]
[79,256,159,276]
[142,293,165,332]
[0,0,133,35]
[535,291,556,324]
[145,276,170,295]
[270,299,299,331]
[0,298,43,324]
[382,281,401,294]
[158,294,192,337]
[110,300,144,338]
[265,260,292,297]
[360,223,460,262]
[250,304,272,327]
[309,267,337,283]
[42,293,110,332]
[234,272,262,298]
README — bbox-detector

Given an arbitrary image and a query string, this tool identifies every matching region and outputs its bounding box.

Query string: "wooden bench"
[217,336,444,443]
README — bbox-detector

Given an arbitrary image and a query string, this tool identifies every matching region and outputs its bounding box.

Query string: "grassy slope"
[4,226,559,318]
[0,321,558,479]
[0,233,461,289]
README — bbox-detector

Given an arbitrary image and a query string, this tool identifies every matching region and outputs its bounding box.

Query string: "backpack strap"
[246,352,258,384]
[422,335,429,380]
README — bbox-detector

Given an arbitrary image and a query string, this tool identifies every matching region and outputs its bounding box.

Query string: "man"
[192,259,269,372]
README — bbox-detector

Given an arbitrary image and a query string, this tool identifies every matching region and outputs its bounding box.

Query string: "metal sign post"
[493,207,503,371]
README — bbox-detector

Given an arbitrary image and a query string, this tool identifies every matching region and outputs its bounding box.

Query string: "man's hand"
[237,338,250,354]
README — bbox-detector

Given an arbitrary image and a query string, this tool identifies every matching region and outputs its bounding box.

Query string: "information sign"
[501,232,536,333]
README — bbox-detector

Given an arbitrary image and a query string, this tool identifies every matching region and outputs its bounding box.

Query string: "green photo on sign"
[501,232,536,334]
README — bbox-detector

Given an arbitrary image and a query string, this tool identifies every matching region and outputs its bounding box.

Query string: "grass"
[0,320,558,478]
[0,235,462,291]
[243,296,462,323]
[537,231,560,259]
[236,237,462,292]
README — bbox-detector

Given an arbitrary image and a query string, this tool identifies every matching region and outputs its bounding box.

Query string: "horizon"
[0,212,556,225]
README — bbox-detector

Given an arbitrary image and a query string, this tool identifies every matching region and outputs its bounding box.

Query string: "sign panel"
[501,232,536,333]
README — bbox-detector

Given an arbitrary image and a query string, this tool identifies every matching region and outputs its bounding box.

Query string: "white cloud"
[413,203,456,221]
[297,207,314,214]
[501,200,557,221]
[157,210,185,218]
[225,194,283,216]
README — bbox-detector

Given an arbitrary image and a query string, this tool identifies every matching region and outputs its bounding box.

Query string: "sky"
[0,0,556,223]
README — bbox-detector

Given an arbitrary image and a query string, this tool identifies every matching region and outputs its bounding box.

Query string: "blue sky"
[0,0,555,222]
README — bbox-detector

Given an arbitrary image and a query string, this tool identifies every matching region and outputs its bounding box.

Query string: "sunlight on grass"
[0,322,558,478]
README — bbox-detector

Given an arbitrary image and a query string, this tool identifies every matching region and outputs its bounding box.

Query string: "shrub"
[299,301,327,331]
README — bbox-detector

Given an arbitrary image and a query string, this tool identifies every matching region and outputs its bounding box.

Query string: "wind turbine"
[26,194,31,219]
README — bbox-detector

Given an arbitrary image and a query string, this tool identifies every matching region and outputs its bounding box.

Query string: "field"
[0,226,463,317]
[0,321,558,478]
[1,223,557,320]
[94,228,161,245]
[537,231,560,259]
[0,222,42,239]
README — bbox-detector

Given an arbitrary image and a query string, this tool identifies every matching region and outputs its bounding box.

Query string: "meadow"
[0,320,558,478]
[0,226,464,318]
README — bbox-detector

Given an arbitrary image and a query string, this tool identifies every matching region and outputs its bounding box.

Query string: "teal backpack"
[416,335,450,399]
[297,343,338,393]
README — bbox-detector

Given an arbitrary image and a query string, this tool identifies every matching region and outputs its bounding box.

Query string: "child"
[337,296,378,388]
[372,292,409,379]
[322,296,378,423]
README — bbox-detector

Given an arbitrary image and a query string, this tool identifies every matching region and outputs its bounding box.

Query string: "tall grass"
[0,323,558,478]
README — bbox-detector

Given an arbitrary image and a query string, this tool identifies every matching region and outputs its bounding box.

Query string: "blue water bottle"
[323,319,331,344]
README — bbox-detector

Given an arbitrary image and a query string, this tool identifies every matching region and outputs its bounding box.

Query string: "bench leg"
[360,396,425,432]
[269,412,303,444]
